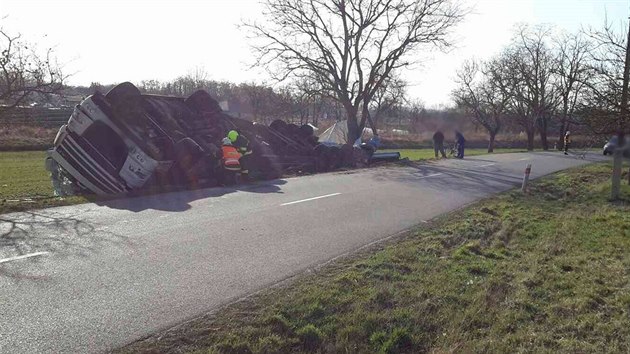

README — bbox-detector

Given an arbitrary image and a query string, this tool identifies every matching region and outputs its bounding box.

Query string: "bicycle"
[564,136,602,159]
[446,142,459,158]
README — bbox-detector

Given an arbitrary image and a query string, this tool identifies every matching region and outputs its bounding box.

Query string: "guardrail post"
[522,163,532,193]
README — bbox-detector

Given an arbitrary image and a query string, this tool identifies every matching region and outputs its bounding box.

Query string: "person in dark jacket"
[455,131,466,159]
[227,130,252,180]
[433,130,446,158]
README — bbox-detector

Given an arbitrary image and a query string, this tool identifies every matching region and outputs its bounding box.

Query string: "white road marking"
[418,173,443,179]
[0,252,49,265]
[479,163,496,167]
[281,193,342,206]
[518,158,530,161]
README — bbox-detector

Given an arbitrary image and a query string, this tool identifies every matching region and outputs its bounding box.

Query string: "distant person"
[432,130,446,158]
[455,131,466,159]
[564,131,571,155]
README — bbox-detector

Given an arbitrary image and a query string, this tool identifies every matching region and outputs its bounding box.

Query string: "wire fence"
[0,107,72,128]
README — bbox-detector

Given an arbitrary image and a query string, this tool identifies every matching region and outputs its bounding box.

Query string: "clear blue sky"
[0,0,628,107]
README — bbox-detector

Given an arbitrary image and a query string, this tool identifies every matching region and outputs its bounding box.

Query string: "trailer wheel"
[174,138,204,171]
[105,82,145,126]
[329,146,343,170]
[105,82,142,103]
[299,124,314,138]
[287,123,300,137]
[339,144,355,167]
[314,144,331,172]
[270,119,287,132]
[185,90,222,114]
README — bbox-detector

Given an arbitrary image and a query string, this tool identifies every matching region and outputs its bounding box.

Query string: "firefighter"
[221,137,241,171]
[218,137,241,186]
[227,130,253,180]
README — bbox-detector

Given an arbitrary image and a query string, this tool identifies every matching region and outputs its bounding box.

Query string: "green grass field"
[382,148,527,161]
[0,151,88,213]
[121,163,630,354]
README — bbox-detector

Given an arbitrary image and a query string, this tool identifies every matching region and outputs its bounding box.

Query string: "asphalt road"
[0,151,606,353]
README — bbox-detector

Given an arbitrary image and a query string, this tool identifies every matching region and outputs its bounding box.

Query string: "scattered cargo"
[45,82,397,196]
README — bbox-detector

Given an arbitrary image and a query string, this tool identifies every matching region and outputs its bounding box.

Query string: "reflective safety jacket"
[222,145,241,171]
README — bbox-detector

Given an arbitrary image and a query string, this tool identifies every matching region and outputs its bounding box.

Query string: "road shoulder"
[118,163,630,353]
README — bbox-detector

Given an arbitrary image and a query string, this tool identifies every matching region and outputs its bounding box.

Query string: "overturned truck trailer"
[46,82,354,196]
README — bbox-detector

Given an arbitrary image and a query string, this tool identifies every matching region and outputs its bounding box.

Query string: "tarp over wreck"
[318,120,374,146]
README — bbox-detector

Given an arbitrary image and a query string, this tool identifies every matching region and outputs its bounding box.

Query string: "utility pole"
[612,17,630,200]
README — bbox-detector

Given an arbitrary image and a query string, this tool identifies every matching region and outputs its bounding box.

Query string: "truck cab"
[46,90,173,195]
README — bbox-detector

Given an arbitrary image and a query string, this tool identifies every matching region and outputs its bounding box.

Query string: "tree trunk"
[539,128,549,150]
[526,130,535,151]
[347,118,361,144]
[613,21,630,200]
[342,102,360,144]
[488,131,496,153]
[366,112,378,136]
[539,117,549,150]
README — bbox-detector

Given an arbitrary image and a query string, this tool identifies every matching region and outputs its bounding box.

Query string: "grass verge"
[383,148,526,161]
[0,151,89,213]
[120,163,630,354]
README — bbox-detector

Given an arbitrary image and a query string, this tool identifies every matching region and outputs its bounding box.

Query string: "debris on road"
[44,82,396,196]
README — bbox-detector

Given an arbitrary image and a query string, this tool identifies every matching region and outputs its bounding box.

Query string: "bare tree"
[293,78,332,125]
[139,79,163,94]
[512,25,558,150]
[405,99,426,133]
[486,25,558,151]
[582,20,630,136]
[487,49,537,150]
[369,75,407,134]
[239,83,275,123]
[0,26,65,117]
[244,0,465,143]
[453,59,508,152]
[552,31,592,149]
[583,19,630,198]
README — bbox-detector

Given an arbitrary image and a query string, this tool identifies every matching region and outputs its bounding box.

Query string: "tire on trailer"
[270,119,287,132]
[298,124,314,138]
[328,146,343,170]
[339,144,355,167]
[287,124,300,137]
[174,138,205,171]
[185,90,222,114]
[248,152,283,181]
[314,144,331,172]
[105,82,145,126]
[105,82,142,104]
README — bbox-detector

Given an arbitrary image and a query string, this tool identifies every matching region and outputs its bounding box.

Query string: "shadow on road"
[0,179,287,280]
[95,179,287,213]
[0,210,131,281]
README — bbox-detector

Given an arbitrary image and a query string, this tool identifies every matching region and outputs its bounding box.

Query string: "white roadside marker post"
[522,164,532,193]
